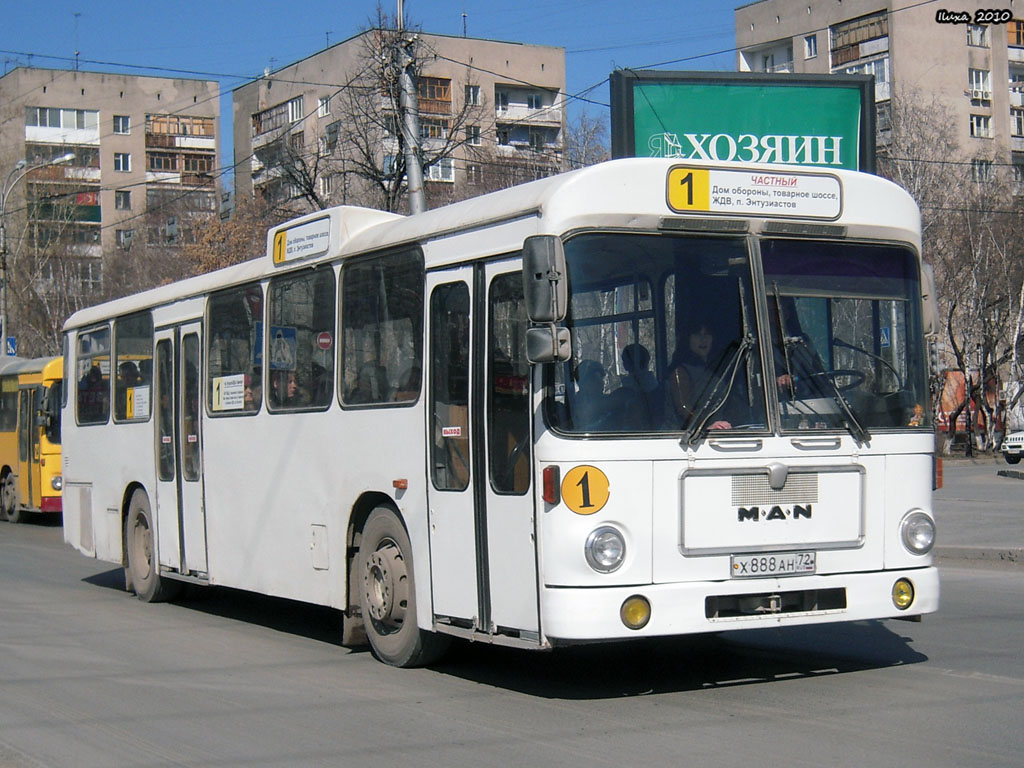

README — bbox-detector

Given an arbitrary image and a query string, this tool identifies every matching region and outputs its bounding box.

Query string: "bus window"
[156,340,174,481]
[182,334,201,481]
[268,266,335,410]
[76,327,111,425]
[0,377,17,432]
[208,283,263,415]
[341,250,423,406]
[114,312,153,422]
[430,282,470,491]
[489,272,530,494]
[44,381,62,445]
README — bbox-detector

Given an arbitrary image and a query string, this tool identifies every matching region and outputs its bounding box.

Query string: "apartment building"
[0,67,220,310]
[735,1,1024,188]
[233,30,566,211]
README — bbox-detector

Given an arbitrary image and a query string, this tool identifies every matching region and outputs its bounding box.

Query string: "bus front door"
[154,323,208,578]
[426,262,540,639]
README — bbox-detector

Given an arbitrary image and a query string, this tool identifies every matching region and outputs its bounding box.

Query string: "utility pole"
[396,0,426,214]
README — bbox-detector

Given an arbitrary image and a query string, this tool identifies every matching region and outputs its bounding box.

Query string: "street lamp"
[0,152,75,359]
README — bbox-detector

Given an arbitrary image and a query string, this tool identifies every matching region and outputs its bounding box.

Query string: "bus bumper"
[41,496,62,513]
[541,567,939,642]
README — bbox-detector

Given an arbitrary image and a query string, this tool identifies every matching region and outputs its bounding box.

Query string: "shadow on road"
[81,567,926,698]
[430,620,928,699]
[83,568,351,648]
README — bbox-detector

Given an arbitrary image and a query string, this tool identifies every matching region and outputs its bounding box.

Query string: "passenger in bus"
[348,362,389,404]
[619,343,663,427]
[572,359,609,430]
[243,368,262,411]
[78,364,108,421]
[115,361,140,420]
[668,321,733,430]
[271,370,305,408]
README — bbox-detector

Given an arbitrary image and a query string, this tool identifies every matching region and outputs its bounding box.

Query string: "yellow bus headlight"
[892,578,915,610]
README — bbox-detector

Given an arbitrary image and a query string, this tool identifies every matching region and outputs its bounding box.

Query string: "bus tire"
[358,507,450,667]
[3,473,22,524]
[124,490,180,603]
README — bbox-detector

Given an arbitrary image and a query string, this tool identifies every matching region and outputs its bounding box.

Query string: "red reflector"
[933,457,943,490]
[542,466,559,504]
[393,478,408,490]
[41,496,62,513]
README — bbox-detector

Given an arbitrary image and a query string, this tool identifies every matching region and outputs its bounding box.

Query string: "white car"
[1001,431,1024,464]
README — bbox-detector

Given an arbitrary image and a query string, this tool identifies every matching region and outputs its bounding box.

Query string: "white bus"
[62,158,938,667]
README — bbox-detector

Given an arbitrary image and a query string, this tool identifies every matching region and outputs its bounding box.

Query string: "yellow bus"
[0,355,63,523]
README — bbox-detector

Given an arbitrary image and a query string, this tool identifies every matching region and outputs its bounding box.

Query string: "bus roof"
[64,158,921,331]
[0,355,62,379]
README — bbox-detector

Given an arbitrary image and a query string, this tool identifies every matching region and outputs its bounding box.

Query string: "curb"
[996,469,1024,480]
[936,546,1023,568]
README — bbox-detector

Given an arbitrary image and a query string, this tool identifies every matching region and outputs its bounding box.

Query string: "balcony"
[495,105,563,126]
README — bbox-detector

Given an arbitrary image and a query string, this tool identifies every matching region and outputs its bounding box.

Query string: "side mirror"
[523,235,567,323]
[921,262,938,337]
[526,326,571,364]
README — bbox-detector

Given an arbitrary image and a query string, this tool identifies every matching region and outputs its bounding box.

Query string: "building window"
[1012,155,1024,193]
[115,190,131,210]
[1009,19,1024,48]
[971,158,994,183]
[116,229,134,249]
[527,93,542,110]
[25,107,98,129]
[969,68,992,100]
[967,24,989,47]
[287,96,304,123]
[466,125,481,145]
[970,114,993,138]
[495,90,508,112]
[319,175,333,197]
[804,34,818,59]
[465,84,480,106]
[467,163,482,185]
[831,11,888,67]
[425,157,454,182]
[1013,109,1024,137]
[317,96,331,118]
[497,128,510,145]
[420,118,449,140]
[113,153,131,172]
[113,115,131,134]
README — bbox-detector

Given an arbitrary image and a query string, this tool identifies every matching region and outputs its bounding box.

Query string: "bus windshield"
[547,232,929,437]
[549,232,767,434]
[761,238,930,434]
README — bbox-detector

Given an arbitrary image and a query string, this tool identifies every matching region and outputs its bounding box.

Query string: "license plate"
[730,551,816,578]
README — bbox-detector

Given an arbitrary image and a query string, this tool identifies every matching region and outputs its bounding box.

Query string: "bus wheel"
[358,507,450,667]
[3,474,22,524]
[124,490,180,603]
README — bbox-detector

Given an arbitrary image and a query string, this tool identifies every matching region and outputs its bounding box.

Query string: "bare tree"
[566,108,610,170]
[181,193,280,274]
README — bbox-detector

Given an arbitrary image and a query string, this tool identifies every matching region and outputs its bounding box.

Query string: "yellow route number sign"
[666,167,710,212]
[560,465,610,515]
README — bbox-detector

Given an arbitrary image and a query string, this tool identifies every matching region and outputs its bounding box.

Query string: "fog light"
[585,526,625,573]
[620,595,651,630]
[892,578,915,610]
[900,510,935,555]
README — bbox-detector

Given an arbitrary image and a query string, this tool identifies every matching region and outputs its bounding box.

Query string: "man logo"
[737,504,813,522]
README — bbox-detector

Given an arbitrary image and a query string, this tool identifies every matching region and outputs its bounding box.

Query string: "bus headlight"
[51,475,63,491]
[585,526,625,573]
[900,510,935,555]
[892,578,915,610]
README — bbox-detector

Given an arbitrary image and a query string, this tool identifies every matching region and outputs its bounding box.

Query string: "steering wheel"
[805,368,866,392]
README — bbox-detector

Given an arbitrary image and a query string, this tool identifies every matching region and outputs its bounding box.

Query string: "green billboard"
[610,70,875,172]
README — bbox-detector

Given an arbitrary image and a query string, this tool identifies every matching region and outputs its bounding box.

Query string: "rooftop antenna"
[73,12,81,71]
[463,12,467,37]
[326,31,331,48]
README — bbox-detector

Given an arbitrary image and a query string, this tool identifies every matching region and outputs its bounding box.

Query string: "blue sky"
[1,0,737,184]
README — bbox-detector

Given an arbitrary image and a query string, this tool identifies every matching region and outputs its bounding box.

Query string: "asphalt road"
[1,481,1022,768]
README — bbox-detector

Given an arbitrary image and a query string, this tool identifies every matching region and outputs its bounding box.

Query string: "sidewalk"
[933,453,1023,568]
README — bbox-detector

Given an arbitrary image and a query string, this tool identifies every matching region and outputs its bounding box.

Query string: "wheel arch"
[345,490,403,614]
[120,481,148,568]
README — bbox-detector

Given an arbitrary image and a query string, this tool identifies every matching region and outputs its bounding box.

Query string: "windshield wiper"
[787,337,871,445]
[681,334,755,447]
